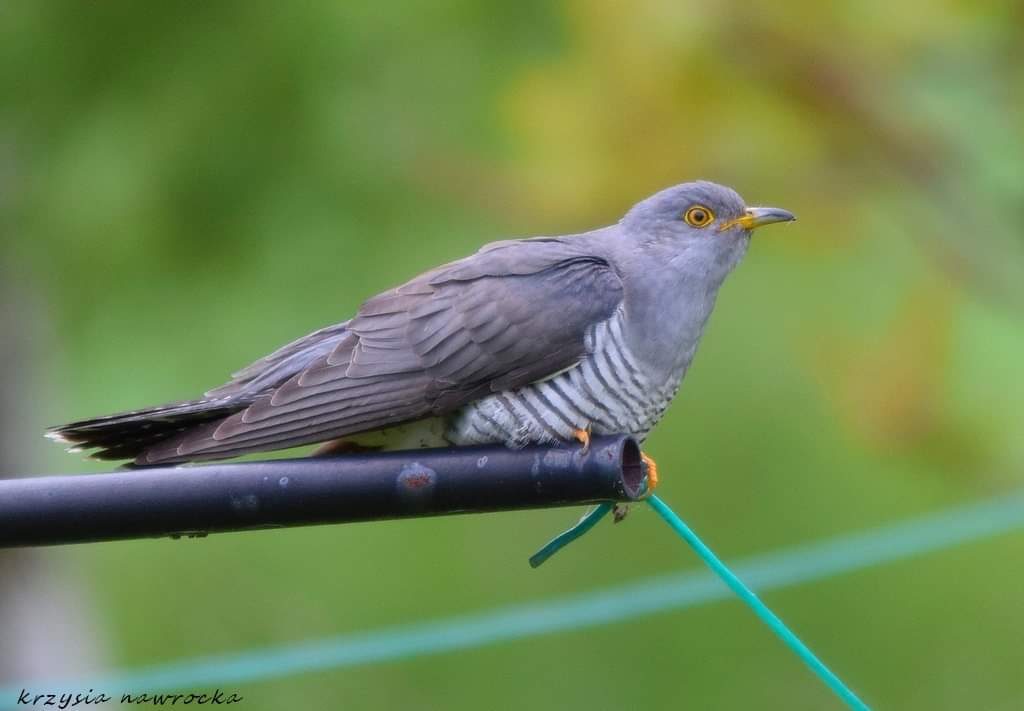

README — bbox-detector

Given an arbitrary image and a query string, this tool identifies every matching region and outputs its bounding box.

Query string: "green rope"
[530,493,870,707]
[529,503,613,568]
[647,494,870,710]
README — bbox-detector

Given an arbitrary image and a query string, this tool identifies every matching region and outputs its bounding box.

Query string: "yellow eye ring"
[684,205,715,228]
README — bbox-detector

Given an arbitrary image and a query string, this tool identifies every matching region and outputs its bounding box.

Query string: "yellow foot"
[572,426,591,453]
[641,452,659,494]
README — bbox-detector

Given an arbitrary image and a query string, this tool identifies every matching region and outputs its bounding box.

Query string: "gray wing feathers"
[139,238,623,464]
[204,321,352,400]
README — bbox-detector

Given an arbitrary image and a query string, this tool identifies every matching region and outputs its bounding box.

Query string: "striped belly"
[447,312,683,447]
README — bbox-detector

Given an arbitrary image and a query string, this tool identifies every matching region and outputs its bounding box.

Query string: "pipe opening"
[619,438,645,500]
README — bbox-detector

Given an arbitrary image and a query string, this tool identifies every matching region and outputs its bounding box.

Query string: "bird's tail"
[46,398,242,463]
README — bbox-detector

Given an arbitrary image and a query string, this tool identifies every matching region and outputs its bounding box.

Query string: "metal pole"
[0,436,644,548]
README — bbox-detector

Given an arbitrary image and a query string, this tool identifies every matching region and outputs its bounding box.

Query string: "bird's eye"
[684,205,714,228]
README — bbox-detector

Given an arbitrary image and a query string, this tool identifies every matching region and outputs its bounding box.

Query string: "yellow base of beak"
[721,206,796,231]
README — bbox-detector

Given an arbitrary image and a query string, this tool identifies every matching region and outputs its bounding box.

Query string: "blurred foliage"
[1,1,1023,709]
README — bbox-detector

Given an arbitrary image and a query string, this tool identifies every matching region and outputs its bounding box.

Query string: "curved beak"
[720,206,796,232]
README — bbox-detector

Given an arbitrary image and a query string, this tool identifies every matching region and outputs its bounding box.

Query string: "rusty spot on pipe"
[397,463,437,492]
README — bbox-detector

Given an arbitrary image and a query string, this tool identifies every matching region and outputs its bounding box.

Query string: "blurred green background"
[2,1,1024,709]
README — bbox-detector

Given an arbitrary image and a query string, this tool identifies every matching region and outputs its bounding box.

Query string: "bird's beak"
[720,206,796,232]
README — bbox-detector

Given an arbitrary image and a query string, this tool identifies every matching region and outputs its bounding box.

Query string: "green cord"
[529,487,871,708]
[646,494,870,711]
[529,503,613,568]
[530,463,652,567]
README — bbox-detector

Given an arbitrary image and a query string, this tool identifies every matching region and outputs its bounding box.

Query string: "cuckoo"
[48,181,795,489]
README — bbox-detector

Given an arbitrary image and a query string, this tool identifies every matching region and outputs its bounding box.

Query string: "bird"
[47,180,795,489]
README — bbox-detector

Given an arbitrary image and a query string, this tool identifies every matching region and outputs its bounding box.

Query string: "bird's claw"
[641,452,658,495]
[573,426,591,453]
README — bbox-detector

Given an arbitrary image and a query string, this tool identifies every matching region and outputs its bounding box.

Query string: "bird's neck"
[619,239,748,378]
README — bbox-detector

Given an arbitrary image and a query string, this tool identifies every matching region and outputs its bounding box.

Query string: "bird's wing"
[138,237,624,464]
[204,321,352,400]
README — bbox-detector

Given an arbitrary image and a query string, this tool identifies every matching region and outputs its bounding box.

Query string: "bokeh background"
[2,1,1024,709]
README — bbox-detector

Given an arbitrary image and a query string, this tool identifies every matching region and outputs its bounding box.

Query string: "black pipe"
[0,436,645,548]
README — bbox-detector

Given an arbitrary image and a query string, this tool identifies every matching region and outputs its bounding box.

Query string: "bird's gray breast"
[446,308,691,446]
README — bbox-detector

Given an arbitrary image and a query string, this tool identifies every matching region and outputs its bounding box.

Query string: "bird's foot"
[613,503,630,523]
[572,426,591,453]
[641,452,658,495]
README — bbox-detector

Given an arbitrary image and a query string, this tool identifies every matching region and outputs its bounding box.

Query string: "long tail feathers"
[46,398,242,463]
[46,323,352,465]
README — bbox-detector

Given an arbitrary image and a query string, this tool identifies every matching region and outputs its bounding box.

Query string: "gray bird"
[48,180,795,487]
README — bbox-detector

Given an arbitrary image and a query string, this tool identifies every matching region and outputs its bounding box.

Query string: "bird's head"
[619,180,795,274]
